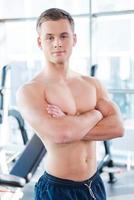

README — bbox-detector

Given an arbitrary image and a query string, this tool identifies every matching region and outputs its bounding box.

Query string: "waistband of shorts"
[44,170,100,187]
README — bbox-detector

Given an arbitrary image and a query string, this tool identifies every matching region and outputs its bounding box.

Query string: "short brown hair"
[36,8,75,34]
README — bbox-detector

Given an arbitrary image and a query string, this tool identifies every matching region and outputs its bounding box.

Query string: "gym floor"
[22,161,134,200]
[103,170,134,200]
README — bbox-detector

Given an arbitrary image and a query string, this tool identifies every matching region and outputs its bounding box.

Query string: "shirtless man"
[17,8,124,200]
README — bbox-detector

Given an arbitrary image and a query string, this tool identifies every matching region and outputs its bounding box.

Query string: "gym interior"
[0,0,134,199]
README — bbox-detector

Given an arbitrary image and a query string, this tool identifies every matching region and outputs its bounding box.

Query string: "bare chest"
[44,80,97,115]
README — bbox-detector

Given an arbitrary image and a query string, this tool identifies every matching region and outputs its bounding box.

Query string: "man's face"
[37,19,76,64]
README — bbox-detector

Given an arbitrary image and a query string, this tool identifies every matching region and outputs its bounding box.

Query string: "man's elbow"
[53,132,66,143]
[115,125,124,138]
[54,132,71,144]
[54,125,75,144]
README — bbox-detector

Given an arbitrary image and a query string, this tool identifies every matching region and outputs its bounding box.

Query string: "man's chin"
[52,59,65,65]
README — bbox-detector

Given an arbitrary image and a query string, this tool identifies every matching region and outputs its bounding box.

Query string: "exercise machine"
[0,65,46,199]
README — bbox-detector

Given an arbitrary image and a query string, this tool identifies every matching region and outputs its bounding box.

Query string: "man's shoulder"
[70,71,102,89]
[80,75,107,96]
[17,78,45,103]
[18,80,38,94]
[71,71,95,81]
[18,71,46,93]
[81,74,100,85]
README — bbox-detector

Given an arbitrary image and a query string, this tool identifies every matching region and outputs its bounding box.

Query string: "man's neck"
[43,62,70,82]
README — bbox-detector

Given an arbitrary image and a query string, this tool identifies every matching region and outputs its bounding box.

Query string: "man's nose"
[54,38,62,48]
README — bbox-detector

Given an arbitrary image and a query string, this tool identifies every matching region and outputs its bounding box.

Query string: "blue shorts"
[34,171,106,200]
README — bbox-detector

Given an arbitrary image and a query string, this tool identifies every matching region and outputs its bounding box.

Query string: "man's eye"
[47,36,54,40]
[61,35,69,39]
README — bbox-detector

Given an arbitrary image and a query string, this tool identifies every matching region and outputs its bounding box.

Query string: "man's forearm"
[83,114,124,141]
[82,98,124,141]
[63,109,103,143]
[48,109,103,143]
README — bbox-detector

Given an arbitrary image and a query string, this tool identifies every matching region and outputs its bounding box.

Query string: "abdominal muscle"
[44,140,97,181]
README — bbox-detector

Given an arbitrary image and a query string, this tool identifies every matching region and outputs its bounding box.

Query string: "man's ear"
[37,36,42,49]
[73,33,77,46]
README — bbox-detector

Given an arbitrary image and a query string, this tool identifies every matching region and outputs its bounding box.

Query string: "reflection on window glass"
[93,15,132,54]
[0,23,7,66]
[93,15,134,85]
[120,57,130,80]
[73,17,90,57]
[29,0,90,16]
[0,0,90,18]
[0,0,25,18]
[55,0,90,15]
[0,0,90,19]
[92,14,134,119]
[70,17,90,75]
[93,0,134,13]
[96,57,111,81]
[5,21,40,60]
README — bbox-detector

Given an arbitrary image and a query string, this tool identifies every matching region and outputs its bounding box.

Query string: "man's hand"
[46,104,66,118]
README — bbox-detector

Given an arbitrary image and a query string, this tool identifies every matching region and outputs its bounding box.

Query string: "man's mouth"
[52,51,65,56]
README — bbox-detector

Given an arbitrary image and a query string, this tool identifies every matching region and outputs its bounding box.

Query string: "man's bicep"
[16,85,66,143]
[95,78,120,117]
[96,97,122,119]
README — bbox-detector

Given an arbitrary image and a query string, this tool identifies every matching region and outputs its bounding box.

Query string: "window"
[92,11,134,119]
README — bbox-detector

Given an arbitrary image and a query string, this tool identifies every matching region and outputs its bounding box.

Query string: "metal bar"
[89,0,92,67]
[0,17,37,23]
[1,9,134,23]
[0,13,91,23]
[108,89,134,94]
[92,9,134,18]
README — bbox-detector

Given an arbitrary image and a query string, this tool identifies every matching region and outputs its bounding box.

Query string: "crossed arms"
[16,81,124,144]
[46,98,124,142]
